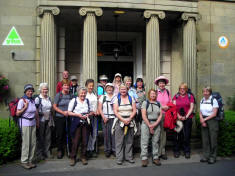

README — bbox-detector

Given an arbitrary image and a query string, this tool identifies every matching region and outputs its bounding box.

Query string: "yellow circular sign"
[218,36,229,49]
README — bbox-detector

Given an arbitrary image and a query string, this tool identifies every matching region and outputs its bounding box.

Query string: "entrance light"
[114,10,125,14]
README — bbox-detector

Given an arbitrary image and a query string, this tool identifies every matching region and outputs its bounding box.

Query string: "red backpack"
[164,102,177,130]
[8,98,26,124]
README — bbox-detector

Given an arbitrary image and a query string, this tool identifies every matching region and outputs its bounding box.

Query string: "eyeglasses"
[179,88,186,90]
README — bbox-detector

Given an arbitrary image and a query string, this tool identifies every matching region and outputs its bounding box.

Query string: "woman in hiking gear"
[53,82,71,159]
[85,79,99,158]
[141,89,162,167]
[199,86,219,164]
[154,75,172,160]
[172,83,195,159]
[113,84,136,165]
[98,83,116,157]
[35,83,54,161]
[16,84,37,169]
[68,87,92,166]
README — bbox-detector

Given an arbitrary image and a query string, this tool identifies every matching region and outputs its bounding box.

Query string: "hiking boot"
[105,152,111,158]
[185,153,190,159]
[200,157,208,163]
[92,151,98,158]
[160,154,168,160]
[208,158,216,164]
[21,163,31,170]
[112,151,116,157]
[142,159,148,167]
[153,159,161,166]
[28,162,37,168]
[174,152,180,158]
[126,159,135,164]
[57,151,63,159]
[70,159,76,166]
[116,160,122,165]
[81,158,88,165]
[86,151,92,158]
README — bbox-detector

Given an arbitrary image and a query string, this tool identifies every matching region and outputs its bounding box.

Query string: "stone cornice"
[181,13,200,21]
[37,6,60,16]
[144,10,165,19]
[79,7,103,17]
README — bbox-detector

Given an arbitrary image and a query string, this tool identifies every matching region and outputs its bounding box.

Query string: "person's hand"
[202,122,207,127]
[63,111,68,117]
[103,117,109,124]
[123,118,130,125]
[150,128,155,135]
[200,118,205,124]
[24,101,29,109]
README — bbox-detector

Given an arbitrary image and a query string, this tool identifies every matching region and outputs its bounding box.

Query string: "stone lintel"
[144,10,165,19]
[181,13,200,21]
[79,7,103,17]
[37,6,60,17]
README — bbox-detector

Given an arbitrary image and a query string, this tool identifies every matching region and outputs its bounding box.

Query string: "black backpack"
[212,92,225,121]
[200,92,225,121]
[146,100,160,111]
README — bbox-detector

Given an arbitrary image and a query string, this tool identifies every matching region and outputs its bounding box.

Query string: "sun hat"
[154,76,169,85]
[70,75,78,81]
[105,83,114,90]
[99,75,108,81]
[24,84,35,93]
[114,73,122,78]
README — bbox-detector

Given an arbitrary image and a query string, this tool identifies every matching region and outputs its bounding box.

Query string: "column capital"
[144,10,165,19]
[79,7,103,17]
[37,6,60,16]
[181,13,200,21]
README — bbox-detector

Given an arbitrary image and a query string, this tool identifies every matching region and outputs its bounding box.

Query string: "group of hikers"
[14,70,221,169]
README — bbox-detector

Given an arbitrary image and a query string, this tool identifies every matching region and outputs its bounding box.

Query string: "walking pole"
[65,117,70,157]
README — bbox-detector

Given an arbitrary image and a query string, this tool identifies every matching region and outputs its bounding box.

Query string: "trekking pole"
[96,116,99,153]
[65,117,70,157]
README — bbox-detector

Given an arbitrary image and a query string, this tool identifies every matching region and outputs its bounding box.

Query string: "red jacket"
[164,102,177,130]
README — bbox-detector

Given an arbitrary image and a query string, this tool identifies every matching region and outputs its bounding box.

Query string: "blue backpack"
[117,93,132,106]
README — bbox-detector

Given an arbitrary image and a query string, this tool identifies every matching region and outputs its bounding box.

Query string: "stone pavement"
[1,148,234,176]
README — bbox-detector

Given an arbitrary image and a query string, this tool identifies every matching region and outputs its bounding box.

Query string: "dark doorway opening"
[98,61,133,82]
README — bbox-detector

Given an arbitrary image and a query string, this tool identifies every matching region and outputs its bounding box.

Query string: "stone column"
[182,13,200,94]
[79,7,103,87]
[38,7,60,97]
[144,10,165,92]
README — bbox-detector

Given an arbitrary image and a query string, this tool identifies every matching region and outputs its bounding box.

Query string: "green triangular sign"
[2,26,24,46]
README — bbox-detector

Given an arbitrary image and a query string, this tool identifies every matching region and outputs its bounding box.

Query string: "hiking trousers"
[141,122,160,160]
[87,116,98,152]
[159,114,166,156]
[201,118,219,161]
[70,124,89,159]
[21,126,36,163]
[115,121,134,162]
[102,118,115,153]
[37,120,51,158]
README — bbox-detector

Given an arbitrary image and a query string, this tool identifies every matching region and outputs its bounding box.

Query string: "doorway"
[98,61,133,82]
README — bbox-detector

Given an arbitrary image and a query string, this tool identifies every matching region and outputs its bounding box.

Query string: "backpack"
[146,100,160,112]
[175,89,196,104]
[8,98,26,124]
[164,102,178,129]
[201,92,225,121]
[117,93,132,106]
[57,92,74,105]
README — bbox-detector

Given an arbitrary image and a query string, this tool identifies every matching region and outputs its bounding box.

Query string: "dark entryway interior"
[98,61,133,82]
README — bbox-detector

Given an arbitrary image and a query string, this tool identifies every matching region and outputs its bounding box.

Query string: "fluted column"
[182,13,200,94]
[38,7,60,97]
[144,10,165,92]
[79,7,103,86]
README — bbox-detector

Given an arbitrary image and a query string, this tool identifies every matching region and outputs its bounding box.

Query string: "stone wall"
[197,1,235,108]
[0,0,37,117]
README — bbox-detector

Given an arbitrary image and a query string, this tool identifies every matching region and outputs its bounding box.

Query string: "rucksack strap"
[146,100,160,112]
[117,93,132,106]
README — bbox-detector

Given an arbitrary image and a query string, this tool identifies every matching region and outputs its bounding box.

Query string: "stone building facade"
[0,0,235,116]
